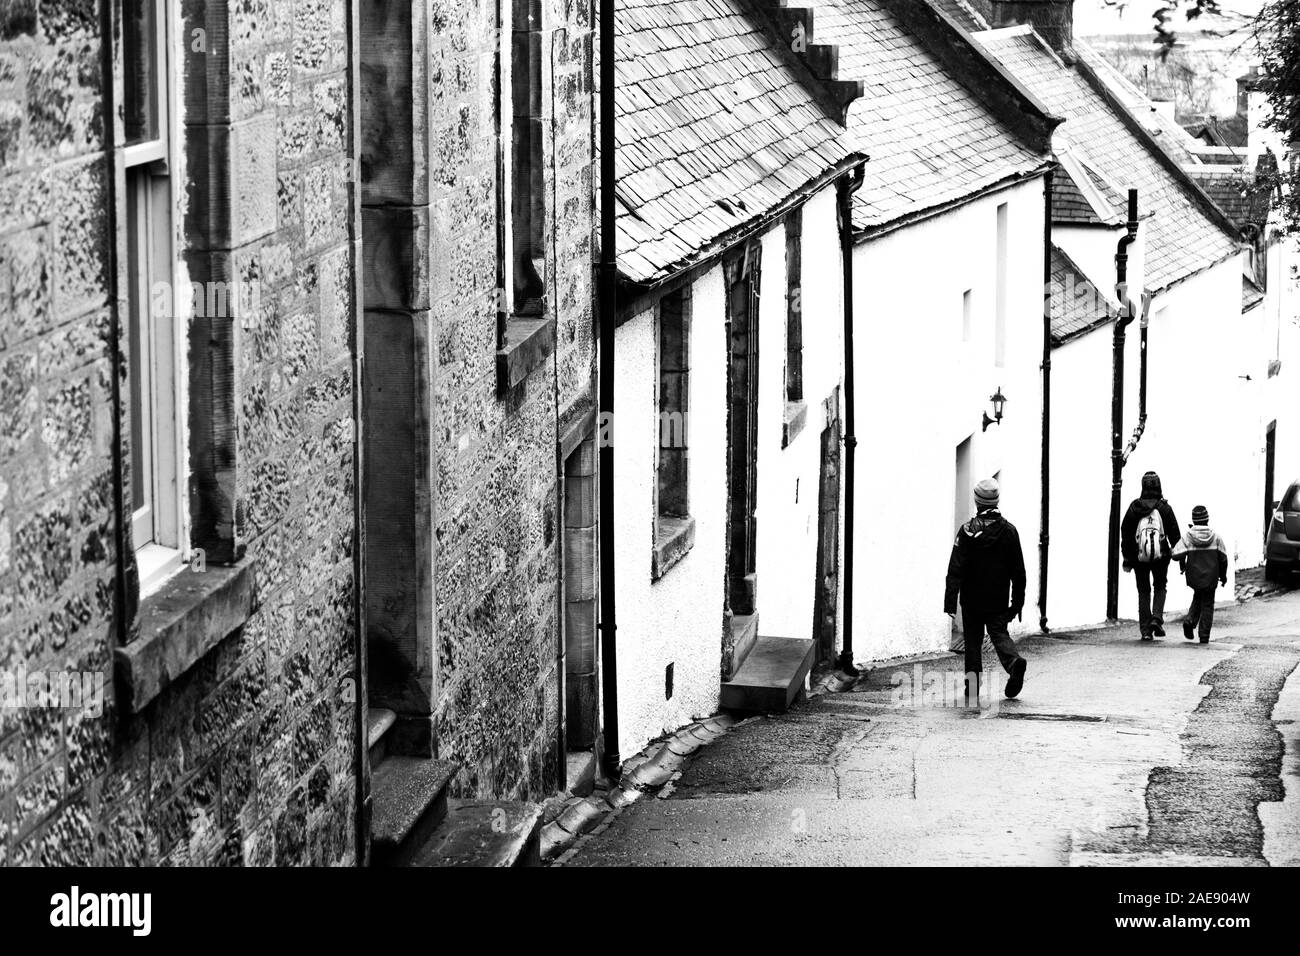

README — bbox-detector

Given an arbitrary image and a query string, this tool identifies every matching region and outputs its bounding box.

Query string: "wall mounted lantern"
[982,386,1007,432]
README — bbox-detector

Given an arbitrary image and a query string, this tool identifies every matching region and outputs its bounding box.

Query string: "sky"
[1074,0,1266,35]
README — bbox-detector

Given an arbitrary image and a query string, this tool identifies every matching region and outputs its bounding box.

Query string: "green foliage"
[1258,2,1300,229]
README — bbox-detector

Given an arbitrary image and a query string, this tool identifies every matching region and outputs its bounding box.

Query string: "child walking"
[1171,505,1228,644]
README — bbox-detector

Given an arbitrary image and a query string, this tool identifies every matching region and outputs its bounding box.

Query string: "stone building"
[358,0,597,860]
[1,0,360,865]
[1,0,596,868]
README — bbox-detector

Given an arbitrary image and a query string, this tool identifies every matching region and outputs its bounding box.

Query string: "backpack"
[1135,509,1165,563]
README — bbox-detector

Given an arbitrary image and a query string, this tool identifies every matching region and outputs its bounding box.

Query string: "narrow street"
[566,590,1300,866]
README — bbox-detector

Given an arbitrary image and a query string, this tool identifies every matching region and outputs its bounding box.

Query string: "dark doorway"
[1265,420,1277,539]
[812,416,842,663]
[562,431,599,750]
[951,435,973,645]
[726,244,762,616]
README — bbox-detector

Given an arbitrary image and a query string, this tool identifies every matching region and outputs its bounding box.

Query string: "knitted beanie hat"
[1192,505,1209,525]
[974,478,1000,511]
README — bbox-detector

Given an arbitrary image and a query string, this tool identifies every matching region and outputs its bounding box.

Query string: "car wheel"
[1265,561,1282,583]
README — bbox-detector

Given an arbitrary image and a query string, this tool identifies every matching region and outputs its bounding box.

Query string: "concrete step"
[720,635,816,713]
[367,707,396,768]
[407,800,544,867]
[370,756,458,867]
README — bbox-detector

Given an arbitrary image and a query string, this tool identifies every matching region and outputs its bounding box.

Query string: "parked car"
[1265,478,1300,582]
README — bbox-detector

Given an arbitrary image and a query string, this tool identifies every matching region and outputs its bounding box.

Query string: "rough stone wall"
[205,0,359,867]
[0,0,359,866]
[0,0,118,868]
[550,0,596,430]
[429,0,596,801]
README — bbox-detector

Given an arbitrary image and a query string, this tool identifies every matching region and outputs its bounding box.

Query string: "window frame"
[994,201,1008,368]
[652,286,695,580]
[123,0,185,596]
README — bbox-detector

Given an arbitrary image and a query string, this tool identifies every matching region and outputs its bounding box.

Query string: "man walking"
[944,478,1028,702]
[1120,470,1180,641]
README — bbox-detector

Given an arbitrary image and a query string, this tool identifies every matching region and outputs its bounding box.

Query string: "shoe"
[1152,624,1166,637]
[1183,621,1195,641]
[1200,636,1209,644]
[1005,659,1027,699]
[1140,633,1154,642]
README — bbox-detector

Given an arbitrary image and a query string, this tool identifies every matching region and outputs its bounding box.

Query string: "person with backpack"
[1172,505,1229,644]
[944,477,1028,701]
[1120,470,1180,641]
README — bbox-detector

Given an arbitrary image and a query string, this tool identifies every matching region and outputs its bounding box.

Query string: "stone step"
[407,800,544,867]
[729,613,760,677]
[720,635,816,713]
[565,750,597,798]
[367,707,396,768]
[370,756,458,867]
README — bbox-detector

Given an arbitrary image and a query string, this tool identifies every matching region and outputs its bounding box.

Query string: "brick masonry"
[0,0,359,866]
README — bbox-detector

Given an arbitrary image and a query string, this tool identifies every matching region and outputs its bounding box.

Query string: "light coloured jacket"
[1171,525,1228,589]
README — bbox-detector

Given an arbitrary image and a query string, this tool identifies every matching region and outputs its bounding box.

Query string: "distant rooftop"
[975,27,1241,291]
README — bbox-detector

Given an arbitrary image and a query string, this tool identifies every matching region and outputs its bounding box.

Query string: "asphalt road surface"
[567,589,1300,866]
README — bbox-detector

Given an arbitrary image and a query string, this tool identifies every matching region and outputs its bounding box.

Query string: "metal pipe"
[1124,292,1151,461]
[1038,169,1054,633]
[597,0,620,778]
[345,0,371,867]
[99,0,137,648]
[1106,188,1139,621]
[495,0,508,351]
[836,163,866,675]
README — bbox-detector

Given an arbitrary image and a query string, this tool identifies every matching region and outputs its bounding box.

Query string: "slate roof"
[812,0,1050,232]
[614,0,857,285]
[1185,114,1250,150]
[1243,274,1265,312]
[1052,151,1126,225]
[975,28,1241,292]
[1050,243,1117,344]
[930,0,988,31]
[1184,166,1273,230]
[1052,170,1101,224]
[1073,44,1203,166]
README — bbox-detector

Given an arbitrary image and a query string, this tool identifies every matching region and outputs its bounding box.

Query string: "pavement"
[563,585,1300,867]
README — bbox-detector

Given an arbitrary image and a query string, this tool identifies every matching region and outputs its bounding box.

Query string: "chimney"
[990,1,1074,53]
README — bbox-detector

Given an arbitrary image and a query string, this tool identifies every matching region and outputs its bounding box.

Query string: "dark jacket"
[1172,525,1228,589]
[944,510,1027,618]
[1120,474,1179,567]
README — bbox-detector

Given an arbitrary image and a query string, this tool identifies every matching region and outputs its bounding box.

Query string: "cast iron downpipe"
[836,164,866,675]
[1106,189,1140,621]
[597,0,620,778]
[1125,291,1150,461]
[1038,169,1054,633]
[98,0,137,648]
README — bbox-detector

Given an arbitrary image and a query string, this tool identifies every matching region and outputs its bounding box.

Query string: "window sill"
[782,400,807,448]
[114,558,257,715]
[652,515,696,581]
[496,314,556,393]
[136,543,184,599]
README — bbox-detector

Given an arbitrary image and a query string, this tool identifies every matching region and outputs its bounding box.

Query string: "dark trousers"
[1185,586,1217,640]
[1133,558,1170,635]
[962,609,1023,700]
